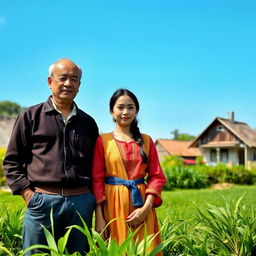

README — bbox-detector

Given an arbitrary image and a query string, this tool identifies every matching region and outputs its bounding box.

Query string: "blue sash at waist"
[105,176,144,207]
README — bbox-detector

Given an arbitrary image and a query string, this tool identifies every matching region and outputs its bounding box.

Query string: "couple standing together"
[3,58,166,255]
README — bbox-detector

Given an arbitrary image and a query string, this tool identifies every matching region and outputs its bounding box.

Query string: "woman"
[92,89,166,254]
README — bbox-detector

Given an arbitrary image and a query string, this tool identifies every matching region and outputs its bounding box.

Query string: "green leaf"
[57,227,73,254]
[41,225,58,255]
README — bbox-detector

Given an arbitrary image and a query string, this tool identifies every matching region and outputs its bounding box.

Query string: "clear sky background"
[0,0,255,141]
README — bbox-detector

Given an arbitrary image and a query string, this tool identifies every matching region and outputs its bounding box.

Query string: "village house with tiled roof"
[155,139,201,164]
[189,112,256,169]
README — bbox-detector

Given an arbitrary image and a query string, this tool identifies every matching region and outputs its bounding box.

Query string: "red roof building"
[155,139,201,164]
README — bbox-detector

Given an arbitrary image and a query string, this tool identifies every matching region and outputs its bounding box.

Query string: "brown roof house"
[0,116,16,148]
[189,112,256,169]
[155,139,201,164]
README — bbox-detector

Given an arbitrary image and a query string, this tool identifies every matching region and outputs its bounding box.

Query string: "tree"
[170,129,195,141]
[0,101,25,117]
[171,129,179,139]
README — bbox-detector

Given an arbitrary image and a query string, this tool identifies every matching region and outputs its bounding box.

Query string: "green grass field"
[157,185,256,221]
[1,186,256,255]
[1,185,256,221]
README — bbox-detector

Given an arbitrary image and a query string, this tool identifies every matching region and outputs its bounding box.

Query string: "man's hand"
[20,188,34,206]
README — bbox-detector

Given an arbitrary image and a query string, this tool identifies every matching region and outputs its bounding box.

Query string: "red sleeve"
[92,136,106,204]
[145,137,166,207]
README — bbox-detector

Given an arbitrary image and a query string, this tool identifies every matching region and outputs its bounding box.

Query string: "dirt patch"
[211,183,233,190]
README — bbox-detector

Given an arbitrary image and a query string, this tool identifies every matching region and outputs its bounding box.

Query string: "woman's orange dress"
[92,133,166,255]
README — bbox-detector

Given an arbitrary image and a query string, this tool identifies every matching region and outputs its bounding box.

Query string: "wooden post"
[216,147,220,163]
[244,145,248,169]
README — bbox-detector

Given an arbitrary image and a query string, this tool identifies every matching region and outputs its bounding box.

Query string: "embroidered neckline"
[112,131,135,143]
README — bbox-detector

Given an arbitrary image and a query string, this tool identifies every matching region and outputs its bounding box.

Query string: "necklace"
[113,130,134,142]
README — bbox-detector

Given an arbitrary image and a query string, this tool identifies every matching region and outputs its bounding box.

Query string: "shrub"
[161,155,183,169]
[226,165,256,185]
[195,156,205,166]
[163,166,209,190]
[194,164,256,186]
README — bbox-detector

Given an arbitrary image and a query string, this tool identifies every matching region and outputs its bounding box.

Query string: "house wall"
[202,148,239,166]
[229,149,239,165]
[247,147,256,161]
[155,143,170,162]
[201,121,239,145]
[0,116,16,148]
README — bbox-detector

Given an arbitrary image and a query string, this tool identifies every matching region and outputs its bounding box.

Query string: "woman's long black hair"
[110,88,148,164]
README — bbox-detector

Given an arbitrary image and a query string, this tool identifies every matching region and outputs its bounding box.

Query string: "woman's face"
[111,95,137,128]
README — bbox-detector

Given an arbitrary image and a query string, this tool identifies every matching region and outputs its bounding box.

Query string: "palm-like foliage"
[0,204,24,255]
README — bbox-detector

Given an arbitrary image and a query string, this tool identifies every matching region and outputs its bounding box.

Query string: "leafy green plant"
[23,211,165,256]
[196,195,256,255]
[0,204,24,255]
[23,209,79,256]
[160,195,256,255]
[70,215,164,256]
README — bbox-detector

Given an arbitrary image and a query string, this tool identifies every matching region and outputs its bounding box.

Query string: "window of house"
[220,149,228,162]
[253,151,256,161]
[216,125,224,132]
[210,149,217,162]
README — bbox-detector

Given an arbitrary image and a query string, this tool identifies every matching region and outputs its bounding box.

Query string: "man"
[3,58,99,255]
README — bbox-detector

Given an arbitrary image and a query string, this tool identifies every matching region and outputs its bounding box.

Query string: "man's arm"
[3,112,31,195]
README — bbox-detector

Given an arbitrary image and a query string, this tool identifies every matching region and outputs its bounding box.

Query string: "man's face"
[48,60,81,103]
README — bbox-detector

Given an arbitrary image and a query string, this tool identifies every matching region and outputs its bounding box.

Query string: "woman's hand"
[95,204,109,240]
[126,194,155,228]
[95,216,108,240]
[126,204,151,227]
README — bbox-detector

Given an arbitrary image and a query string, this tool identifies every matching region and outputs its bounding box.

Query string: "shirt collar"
[50,97,77,123]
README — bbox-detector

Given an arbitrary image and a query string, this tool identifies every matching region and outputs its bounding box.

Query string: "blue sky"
[0,0,255,140]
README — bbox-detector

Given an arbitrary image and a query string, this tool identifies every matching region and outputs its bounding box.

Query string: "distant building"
[189,112,256,169]
[155,139,201,164]
[0,116,16,148]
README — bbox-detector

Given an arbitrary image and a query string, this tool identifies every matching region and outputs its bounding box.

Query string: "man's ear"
[48,77,52,89]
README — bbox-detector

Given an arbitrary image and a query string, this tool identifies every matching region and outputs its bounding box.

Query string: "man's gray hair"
[48,58,82,78]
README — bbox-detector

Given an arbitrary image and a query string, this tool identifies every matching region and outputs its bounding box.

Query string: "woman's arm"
[95,203,108,240]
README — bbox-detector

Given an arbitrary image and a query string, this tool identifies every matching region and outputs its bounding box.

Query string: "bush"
[0,148,6,186]
[163,166,209,190]
[195,163,230,184]
[195,164,256,185]
[162,163,256,190]
[226,165,256,185]
[195,156,205,166]
[161,155,184,169]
